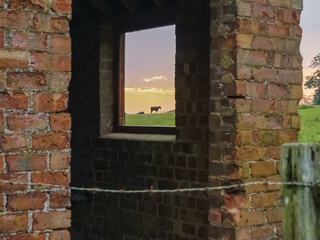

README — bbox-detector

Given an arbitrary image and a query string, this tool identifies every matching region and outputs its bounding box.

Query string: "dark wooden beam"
[88,0,112,15]
[152,0,168,7]
[120,0,139,14]
[113,4,176,33]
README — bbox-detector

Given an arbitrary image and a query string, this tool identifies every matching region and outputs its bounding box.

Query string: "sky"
[124,2,320,113]
[300,0,320,96]
[125,25,175,114]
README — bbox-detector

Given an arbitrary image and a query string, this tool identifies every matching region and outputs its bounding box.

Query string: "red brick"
[0,70,4,89]
[277,9,300,24]
[33,93,68,112]
[50,152,70,170]
[10,32,47,51]
[50,113,71,131]
[268,84,288,98]
[251,161,276,177]
[51,0,71,13]
[253,67,276,82]
[33,210,71,230]
[290,85,303,99]
[33,14,69,33]
[0,193,3,211]
[0,214,28,233]
[32,132,70,150]
[7,72,46,90]
[32,171,69,188]
[30,53,71,72]
[238,49,267,66]
[0,30,3,48]
[0,174,28,192]
[48,72,71,91]
[252,99,275,113]
[0,134,27,152]
[6,153,47,172]
[223,194,249,210]
[50,190,70,208]
[0,155,3,173]
[7,113,48,131]
[0,11,31,29]
[0,111,3,132]
[238,19,267,35]
[49,230,70,240]
[252,36,273,51]
[50,35,71,54]
[6,233,46,240]
[268,23,290,37]
[0,93,28,110]
[9,0,48,11]
[7,192,47,211]
[238,114,266,130]
[0,50,29,69]
[252,5,276,20]
[246,82,266,98]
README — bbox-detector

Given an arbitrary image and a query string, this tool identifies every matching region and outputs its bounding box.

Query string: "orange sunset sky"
[124,2,320,114]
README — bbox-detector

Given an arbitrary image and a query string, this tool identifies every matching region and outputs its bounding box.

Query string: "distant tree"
[304,53,320,105]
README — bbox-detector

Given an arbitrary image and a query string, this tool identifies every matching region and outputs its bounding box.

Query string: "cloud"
[142,75,168,82]
[125,87,174,94]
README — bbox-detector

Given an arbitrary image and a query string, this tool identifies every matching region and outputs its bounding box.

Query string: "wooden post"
[281,143,320,240]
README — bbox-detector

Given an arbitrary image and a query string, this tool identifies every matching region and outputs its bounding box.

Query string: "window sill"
[101,133,176,142]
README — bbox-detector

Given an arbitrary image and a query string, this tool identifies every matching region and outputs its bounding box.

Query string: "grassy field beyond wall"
[299,105,320,143]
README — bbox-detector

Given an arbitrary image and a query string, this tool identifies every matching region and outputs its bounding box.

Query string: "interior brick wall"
[0,0,72,238]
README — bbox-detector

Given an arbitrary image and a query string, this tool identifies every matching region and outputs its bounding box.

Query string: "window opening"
[123,25,176,127]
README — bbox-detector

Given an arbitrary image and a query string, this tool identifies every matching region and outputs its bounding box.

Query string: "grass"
[125,106,320,143]
[299,105,320,143]
[125,112,175,126]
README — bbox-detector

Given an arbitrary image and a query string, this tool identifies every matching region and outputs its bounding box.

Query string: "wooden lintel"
[88,0,112,15]
[120,0,139,14]
[113,4,176,33]
[152,0,168,7]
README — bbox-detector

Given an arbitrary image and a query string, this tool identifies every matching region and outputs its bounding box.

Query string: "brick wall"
[209,0,303,239]
[0,0,72,238]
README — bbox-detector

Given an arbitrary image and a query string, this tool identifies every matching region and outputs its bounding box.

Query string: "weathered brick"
[33,210,71,230]
[49,190,70,208]
[253,67,276,82]
[10,32,47,51]
[33,14,69,33]
[30,53,71,72]
[0,134,27,152]
[290,84,303,99]
[0,174,28,192]
[251,161,276,177]
[0,50,29,69]
[0,11,31,29]
[6,233,46,240]
[9,0,49,12]
[0,193,3,211]
[48,72,71,91]
[32,132,70,150]
[50,35,71,54]
[7,192,47,211]
[233,210,266,227]
[266,207,282,223]
[251,192,280,208]
[0,214,28,233]
[0,111,3,132]
[7,113,48,131]
[268,84,288,98]
[0,93,28,110]
[6,153,47,172]
[49,230,70,240]
[251,225,275,239]
[32,171,69,187]
[50,151,70,170]
[0,30,4,48]
[33,93,68,112]
[7,72,46,90]
[50,113,71,131]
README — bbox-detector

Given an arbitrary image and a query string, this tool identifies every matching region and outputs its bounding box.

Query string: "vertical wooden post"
[281,143,320,240]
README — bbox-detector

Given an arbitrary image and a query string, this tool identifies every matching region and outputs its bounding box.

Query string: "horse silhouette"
[150,106,161,113]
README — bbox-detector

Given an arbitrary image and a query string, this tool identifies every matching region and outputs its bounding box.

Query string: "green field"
[125,107,320,143]
[299,105,320,143]
[125,112,175,126]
